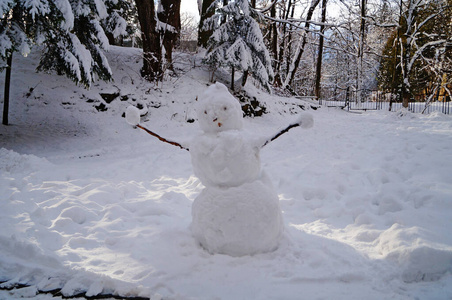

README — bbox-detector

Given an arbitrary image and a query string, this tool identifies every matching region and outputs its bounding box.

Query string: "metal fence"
[318,89,451,115]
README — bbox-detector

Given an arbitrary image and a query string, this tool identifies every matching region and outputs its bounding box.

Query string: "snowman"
[126,83,313,256]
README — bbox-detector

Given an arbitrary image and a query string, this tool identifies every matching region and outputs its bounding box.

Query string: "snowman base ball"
[191,175,283,257]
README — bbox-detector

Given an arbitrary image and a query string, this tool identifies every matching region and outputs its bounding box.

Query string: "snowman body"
[190,83,283,256]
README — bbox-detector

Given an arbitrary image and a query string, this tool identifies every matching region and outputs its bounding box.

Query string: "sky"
[181,0,200,19]
[179,0,342,23]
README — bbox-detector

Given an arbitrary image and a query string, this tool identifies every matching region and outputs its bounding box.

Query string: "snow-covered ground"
[1,47,452,299]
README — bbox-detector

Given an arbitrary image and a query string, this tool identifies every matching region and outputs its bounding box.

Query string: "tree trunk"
[276,0,291,75]
[135,0,162,80]
[285,3,295,73]
[284,0,320,88]
[357,0,367,104]
[231,67,235,90]
[241,70,249,87]
[221,0,228,24]
[271,4,282,86]
[314,0,327,101]
[390,0,403,111]
[270,4,277,68]
[2,53,12,126]
[198,0,215,48]
[158,0,181,70]
[401,0,413,108]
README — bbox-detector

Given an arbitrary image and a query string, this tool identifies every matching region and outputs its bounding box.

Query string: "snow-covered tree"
[204,0,274,92]
[377,0,451,107]
[158,0,181,70]
[134,0,162,80]
[1,0,126,86]
[1,0,127,124]
[102,0,134,45]
[198,0,215,48]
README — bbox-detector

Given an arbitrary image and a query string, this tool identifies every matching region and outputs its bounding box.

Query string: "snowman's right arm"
[136,124,189,151]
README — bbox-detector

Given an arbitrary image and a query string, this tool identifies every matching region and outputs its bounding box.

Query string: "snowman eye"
[204,110,207,114]
[223,106,227,111]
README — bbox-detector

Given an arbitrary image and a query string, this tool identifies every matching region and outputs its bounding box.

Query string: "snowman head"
[197,83,243,133]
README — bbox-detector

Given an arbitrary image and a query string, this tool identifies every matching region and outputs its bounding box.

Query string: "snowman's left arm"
[260,122,300,148]
[260,113,313,148]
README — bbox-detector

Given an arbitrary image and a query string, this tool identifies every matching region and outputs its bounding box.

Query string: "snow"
[1,46,452,299]
[24,0,50,20]
[94,0,108,19]
[54,0,74,30]
[0,0,14,16]
[0,32,13,57]
[297,111,314,128]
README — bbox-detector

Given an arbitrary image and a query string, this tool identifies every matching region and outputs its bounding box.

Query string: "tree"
[1,0,126,125]
[180,12,198,44]
[357,0,367,103]
[314,0,327,100]
[283,0,321,88]
[135,0,162,80]
[378,0,451,107]
[158,0,181,70]
[198,0,215,47]
[204,0,274,91]
[102,0,133,45]
[398,0,451,107]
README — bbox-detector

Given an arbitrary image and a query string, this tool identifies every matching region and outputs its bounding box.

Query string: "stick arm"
[261,123,300,148]
[260,113,313,148]
[136,124,189,151]
[125,105,189,151]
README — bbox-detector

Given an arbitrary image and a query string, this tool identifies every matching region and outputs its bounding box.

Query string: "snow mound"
[0,148,51,173]
[400,246,452,283]
[297,112,314,128]
[376,224,452,283]
[191,175,283,257]
[425,110,452,121]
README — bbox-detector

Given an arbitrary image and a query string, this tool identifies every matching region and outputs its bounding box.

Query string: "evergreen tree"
[102,0,132,45]
[377,0,451,103]
[204,0,274,92]
[377,31,402,94]
[1,0,127,124]
[1,0,125,86]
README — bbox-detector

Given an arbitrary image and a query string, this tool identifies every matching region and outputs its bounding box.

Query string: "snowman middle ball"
[190,131,261,187]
